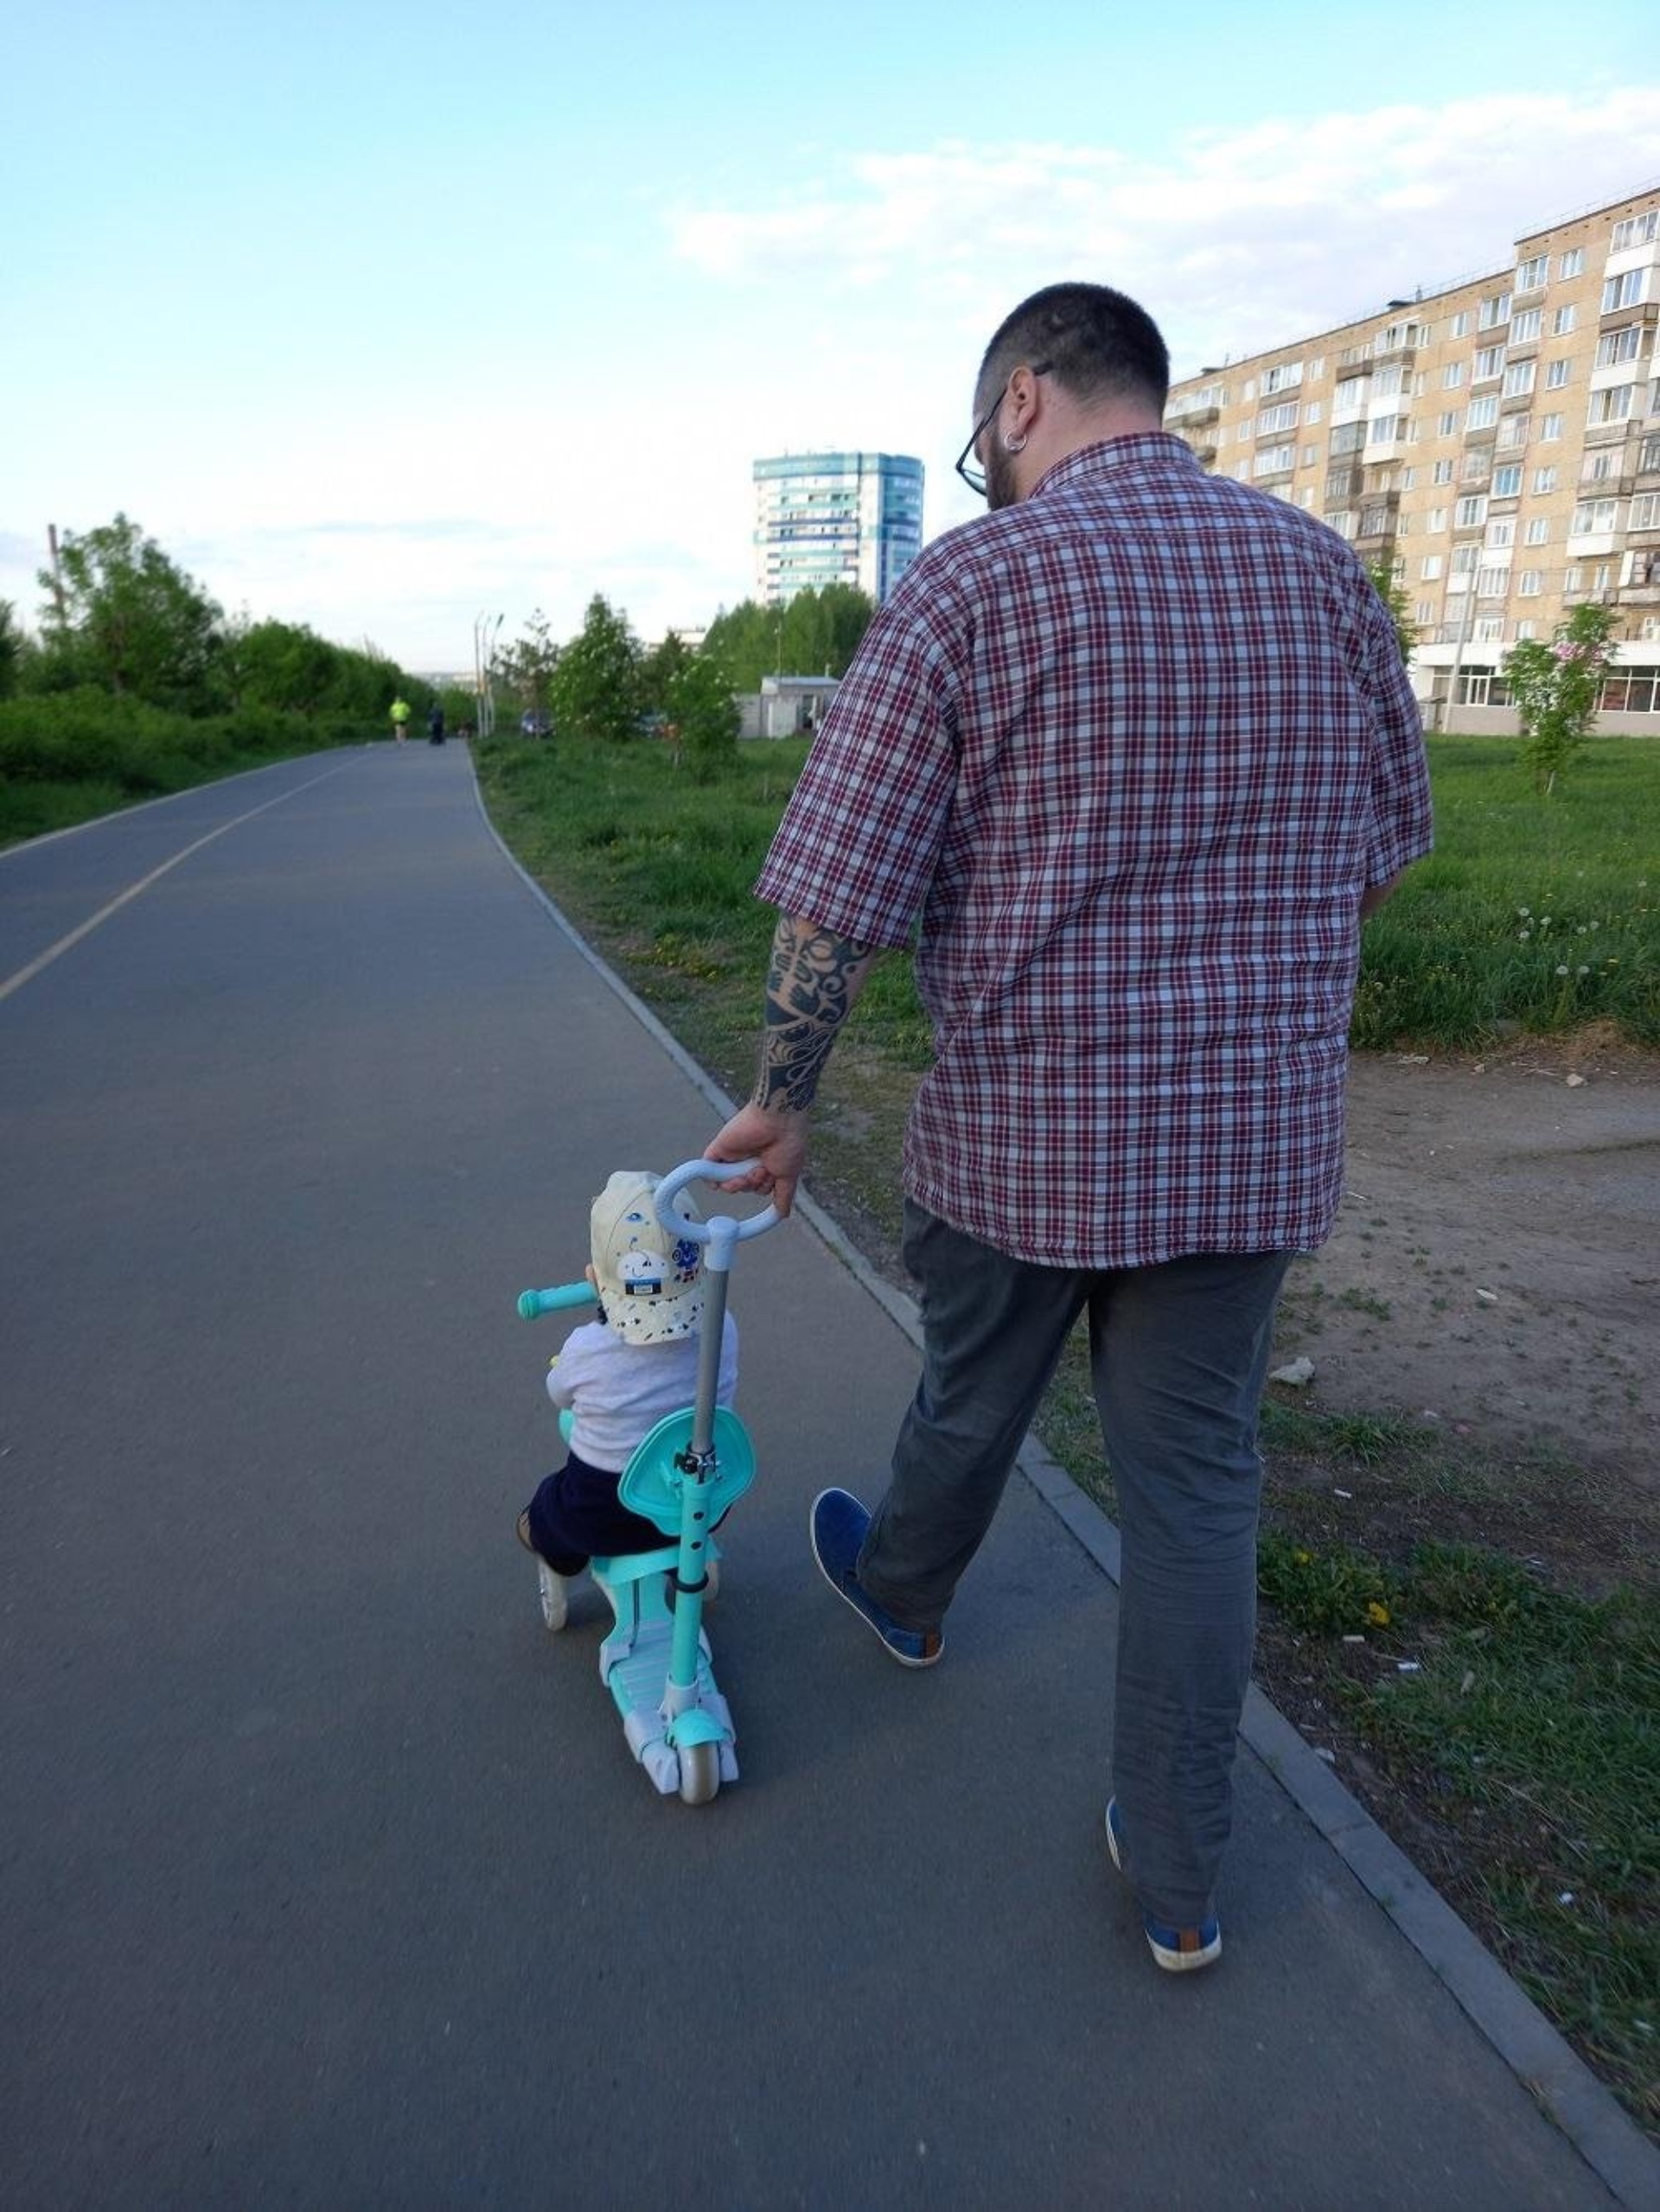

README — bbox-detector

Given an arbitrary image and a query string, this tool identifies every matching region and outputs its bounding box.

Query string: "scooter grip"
[517,1281,599,1319]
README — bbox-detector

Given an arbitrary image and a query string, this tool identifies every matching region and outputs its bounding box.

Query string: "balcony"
[1165,398,1220,429]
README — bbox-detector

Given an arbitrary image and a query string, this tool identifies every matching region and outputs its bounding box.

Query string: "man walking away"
[709,282,1431,1973]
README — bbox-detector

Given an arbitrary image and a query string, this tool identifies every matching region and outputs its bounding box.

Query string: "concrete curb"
[473,763,1660,2210]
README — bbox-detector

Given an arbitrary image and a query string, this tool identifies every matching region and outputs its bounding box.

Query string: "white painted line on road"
[0,761,356,1005]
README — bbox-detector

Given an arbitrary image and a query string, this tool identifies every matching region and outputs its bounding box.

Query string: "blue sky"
[4,0,1657,671]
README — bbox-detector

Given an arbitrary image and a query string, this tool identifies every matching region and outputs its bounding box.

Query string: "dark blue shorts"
[523,1449,666,1575]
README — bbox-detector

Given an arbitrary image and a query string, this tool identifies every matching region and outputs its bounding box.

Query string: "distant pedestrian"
[708,280,1431,1975]
[389,697,412,743]
[427,700,446,746]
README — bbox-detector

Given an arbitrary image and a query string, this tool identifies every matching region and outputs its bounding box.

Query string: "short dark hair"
[976,283,1170,417]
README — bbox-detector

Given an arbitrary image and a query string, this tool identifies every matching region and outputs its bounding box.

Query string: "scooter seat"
[617,1406,756,1538]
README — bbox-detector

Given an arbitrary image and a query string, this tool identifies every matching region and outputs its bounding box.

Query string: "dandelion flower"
[1555,964,1568,976]
[1293,1549,1312,1565]
[1518,930,1531,941]
[1578,965,1588,976]
[1516,907,1531,918]
[1366,1601,1391,1628]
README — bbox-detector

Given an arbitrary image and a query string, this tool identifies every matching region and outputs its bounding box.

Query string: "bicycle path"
[0,743,1644,2209]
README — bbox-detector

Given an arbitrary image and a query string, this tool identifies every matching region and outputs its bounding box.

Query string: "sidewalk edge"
[475,768,1659,2210]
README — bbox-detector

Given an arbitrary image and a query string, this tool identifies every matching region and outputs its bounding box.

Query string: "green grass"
[1353,736,1659,1049]
[477,730,1660,1057]
[1261,1526,1659,2130]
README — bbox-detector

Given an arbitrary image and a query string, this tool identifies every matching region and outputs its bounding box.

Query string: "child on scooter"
[516,1170,739,1625]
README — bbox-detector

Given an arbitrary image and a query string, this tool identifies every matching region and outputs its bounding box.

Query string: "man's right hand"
[706,1102,809,1218]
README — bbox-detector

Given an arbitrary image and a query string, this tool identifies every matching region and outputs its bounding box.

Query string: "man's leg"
[858,1204,1089,1632]
[1091,1250,1292,1930]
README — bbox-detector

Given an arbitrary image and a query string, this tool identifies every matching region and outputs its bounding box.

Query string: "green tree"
[497,609,560,724]
[38,513,224,711]
[1364,556,1417,668]
[0,601,22,699]
[1503,602,1618,797]
[232,618,340,713]
[548,595,642,743]
[641,629,691,714]
[667,652,740,781]
[702,585,875,691]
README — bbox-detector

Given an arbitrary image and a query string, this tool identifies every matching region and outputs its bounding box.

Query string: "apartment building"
[752,451,923,607]
[1164,182,1660,734]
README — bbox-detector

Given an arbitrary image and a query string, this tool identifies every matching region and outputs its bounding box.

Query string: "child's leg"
[520,1450,664,1572]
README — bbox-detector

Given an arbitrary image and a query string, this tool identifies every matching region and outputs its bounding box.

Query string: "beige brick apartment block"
[1164,183,1660,735]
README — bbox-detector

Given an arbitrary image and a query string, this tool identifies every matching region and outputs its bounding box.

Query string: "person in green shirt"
[389,697,412,743]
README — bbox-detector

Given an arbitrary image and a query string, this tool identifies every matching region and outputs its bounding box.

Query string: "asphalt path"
[0,744,1621,2209]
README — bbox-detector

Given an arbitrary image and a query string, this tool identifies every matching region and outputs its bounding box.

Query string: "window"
[1583,450,1620,482]
[1451,543,1479,576]
[1359,504,1393,537]
[1497,413,1531,450]
[1569,499,1618,536]
[1473,616,1506,643]
[1442,360,1465,388]
[1602,270,1648,314]
[1473,344,1505,380]
[1463,448,1491,484]
[1487,519,1516,548]
[1301,444,1319,467]
[1593,562,1613,591]
[1373,364,1405,398]
[1428,507,1448,532]
[1492,465,1523,498]
[1415,600,1435,625]
[1541,414,1564,442]
[1254,443,1295,476]
[1299,488,1314,508]
[1325,511,1357,539]
[1449,310,1471,338]
[1612,211,1660,252]
[1421,554,1444,580]
[1644,433,1660,471]
[1525,516,1550,543]
[1510,307,1543,341]
[1631,493,1660,530]
[1588,384,1637,426]
[1478,293,1511,329]
[1559,246,1585,279]
[1432,457,1454,484]
[1261,361,1304,394]
[1565,564,1584,590]
[1553,303,1578,335]
[1516,569,1543,596]
[1401,467,1416,490]
[1533,465,1560,494]
[1455,494,1488,528]
[1257,401,1299,433]
[1242,379,1256,402]
[1515,253,1549,291]
[1465,395,1499,430]
[1502,360,1536,397]
[1367,416,1406,445]
[1331,421,1365,455]
[1596,327,1644,367]
[1308,357,1325,380]
[1546,358,1571,390]
[1305,400,1322,425]
[1437,410,1458,437]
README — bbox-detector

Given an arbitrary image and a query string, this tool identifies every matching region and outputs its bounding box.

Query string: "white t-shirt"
[546,1314,739,1472]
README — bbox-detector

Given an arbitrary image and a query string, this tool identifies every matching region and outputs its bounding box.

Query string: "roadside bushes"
[0,688,370,797]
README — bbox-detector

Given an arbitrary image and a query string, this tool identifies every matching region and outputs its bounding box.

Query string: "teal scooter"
[516,1158,779,1805]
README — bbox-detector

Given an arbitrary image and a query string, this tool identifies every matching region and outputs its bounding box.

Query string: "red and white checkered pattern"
[757,434,1433,1269]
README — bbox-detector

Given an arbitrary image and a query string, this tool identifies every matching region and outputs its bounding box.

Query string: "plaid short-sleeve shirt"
[757,434,1433,1269]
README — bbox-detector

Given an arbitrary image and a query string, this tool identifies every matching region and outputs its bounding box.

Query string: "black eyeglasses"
[954,362,1051,497]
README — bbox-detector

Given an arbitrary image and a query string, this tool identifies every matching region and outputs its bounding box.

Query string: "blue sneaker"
[1104,1797,1223,1973]
[809,1489,943,1668]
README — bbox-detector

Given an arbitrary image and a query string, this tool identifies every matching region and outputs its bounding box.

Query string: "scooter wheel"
[679,1741,720,1806]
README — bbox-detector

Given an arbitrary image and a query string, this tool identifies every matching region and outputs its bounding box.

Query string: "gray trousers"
[859,1203,1292,1928]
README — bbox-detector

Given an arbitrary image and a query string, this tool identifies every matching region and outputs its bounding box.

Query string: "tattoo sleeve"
[753,915,876,1113]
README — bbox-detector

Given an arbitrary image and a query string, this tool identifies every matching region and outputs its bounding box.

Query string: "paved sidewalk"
[1,743,1650,2209]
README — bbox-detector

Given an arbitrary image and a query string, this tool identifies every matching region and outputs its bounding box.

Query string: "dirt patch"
[1274,1043,1660,1506]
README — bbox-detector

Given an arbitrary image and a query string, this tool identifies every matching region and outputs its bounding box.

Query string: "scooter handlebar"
[516,1280,600,1320]
[654,1158,781,1246]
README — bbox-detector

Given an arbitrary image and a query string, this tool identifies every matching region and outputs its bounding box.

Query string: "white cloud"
[672,93,1660,369]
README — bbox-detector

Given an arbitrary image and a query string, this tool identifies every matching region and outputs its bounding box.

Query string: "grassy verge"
[476,730,1658,2132]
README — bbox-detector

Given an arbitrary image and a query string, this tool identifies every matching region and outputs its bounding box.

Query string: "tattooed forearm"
[753,915,876,1113]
